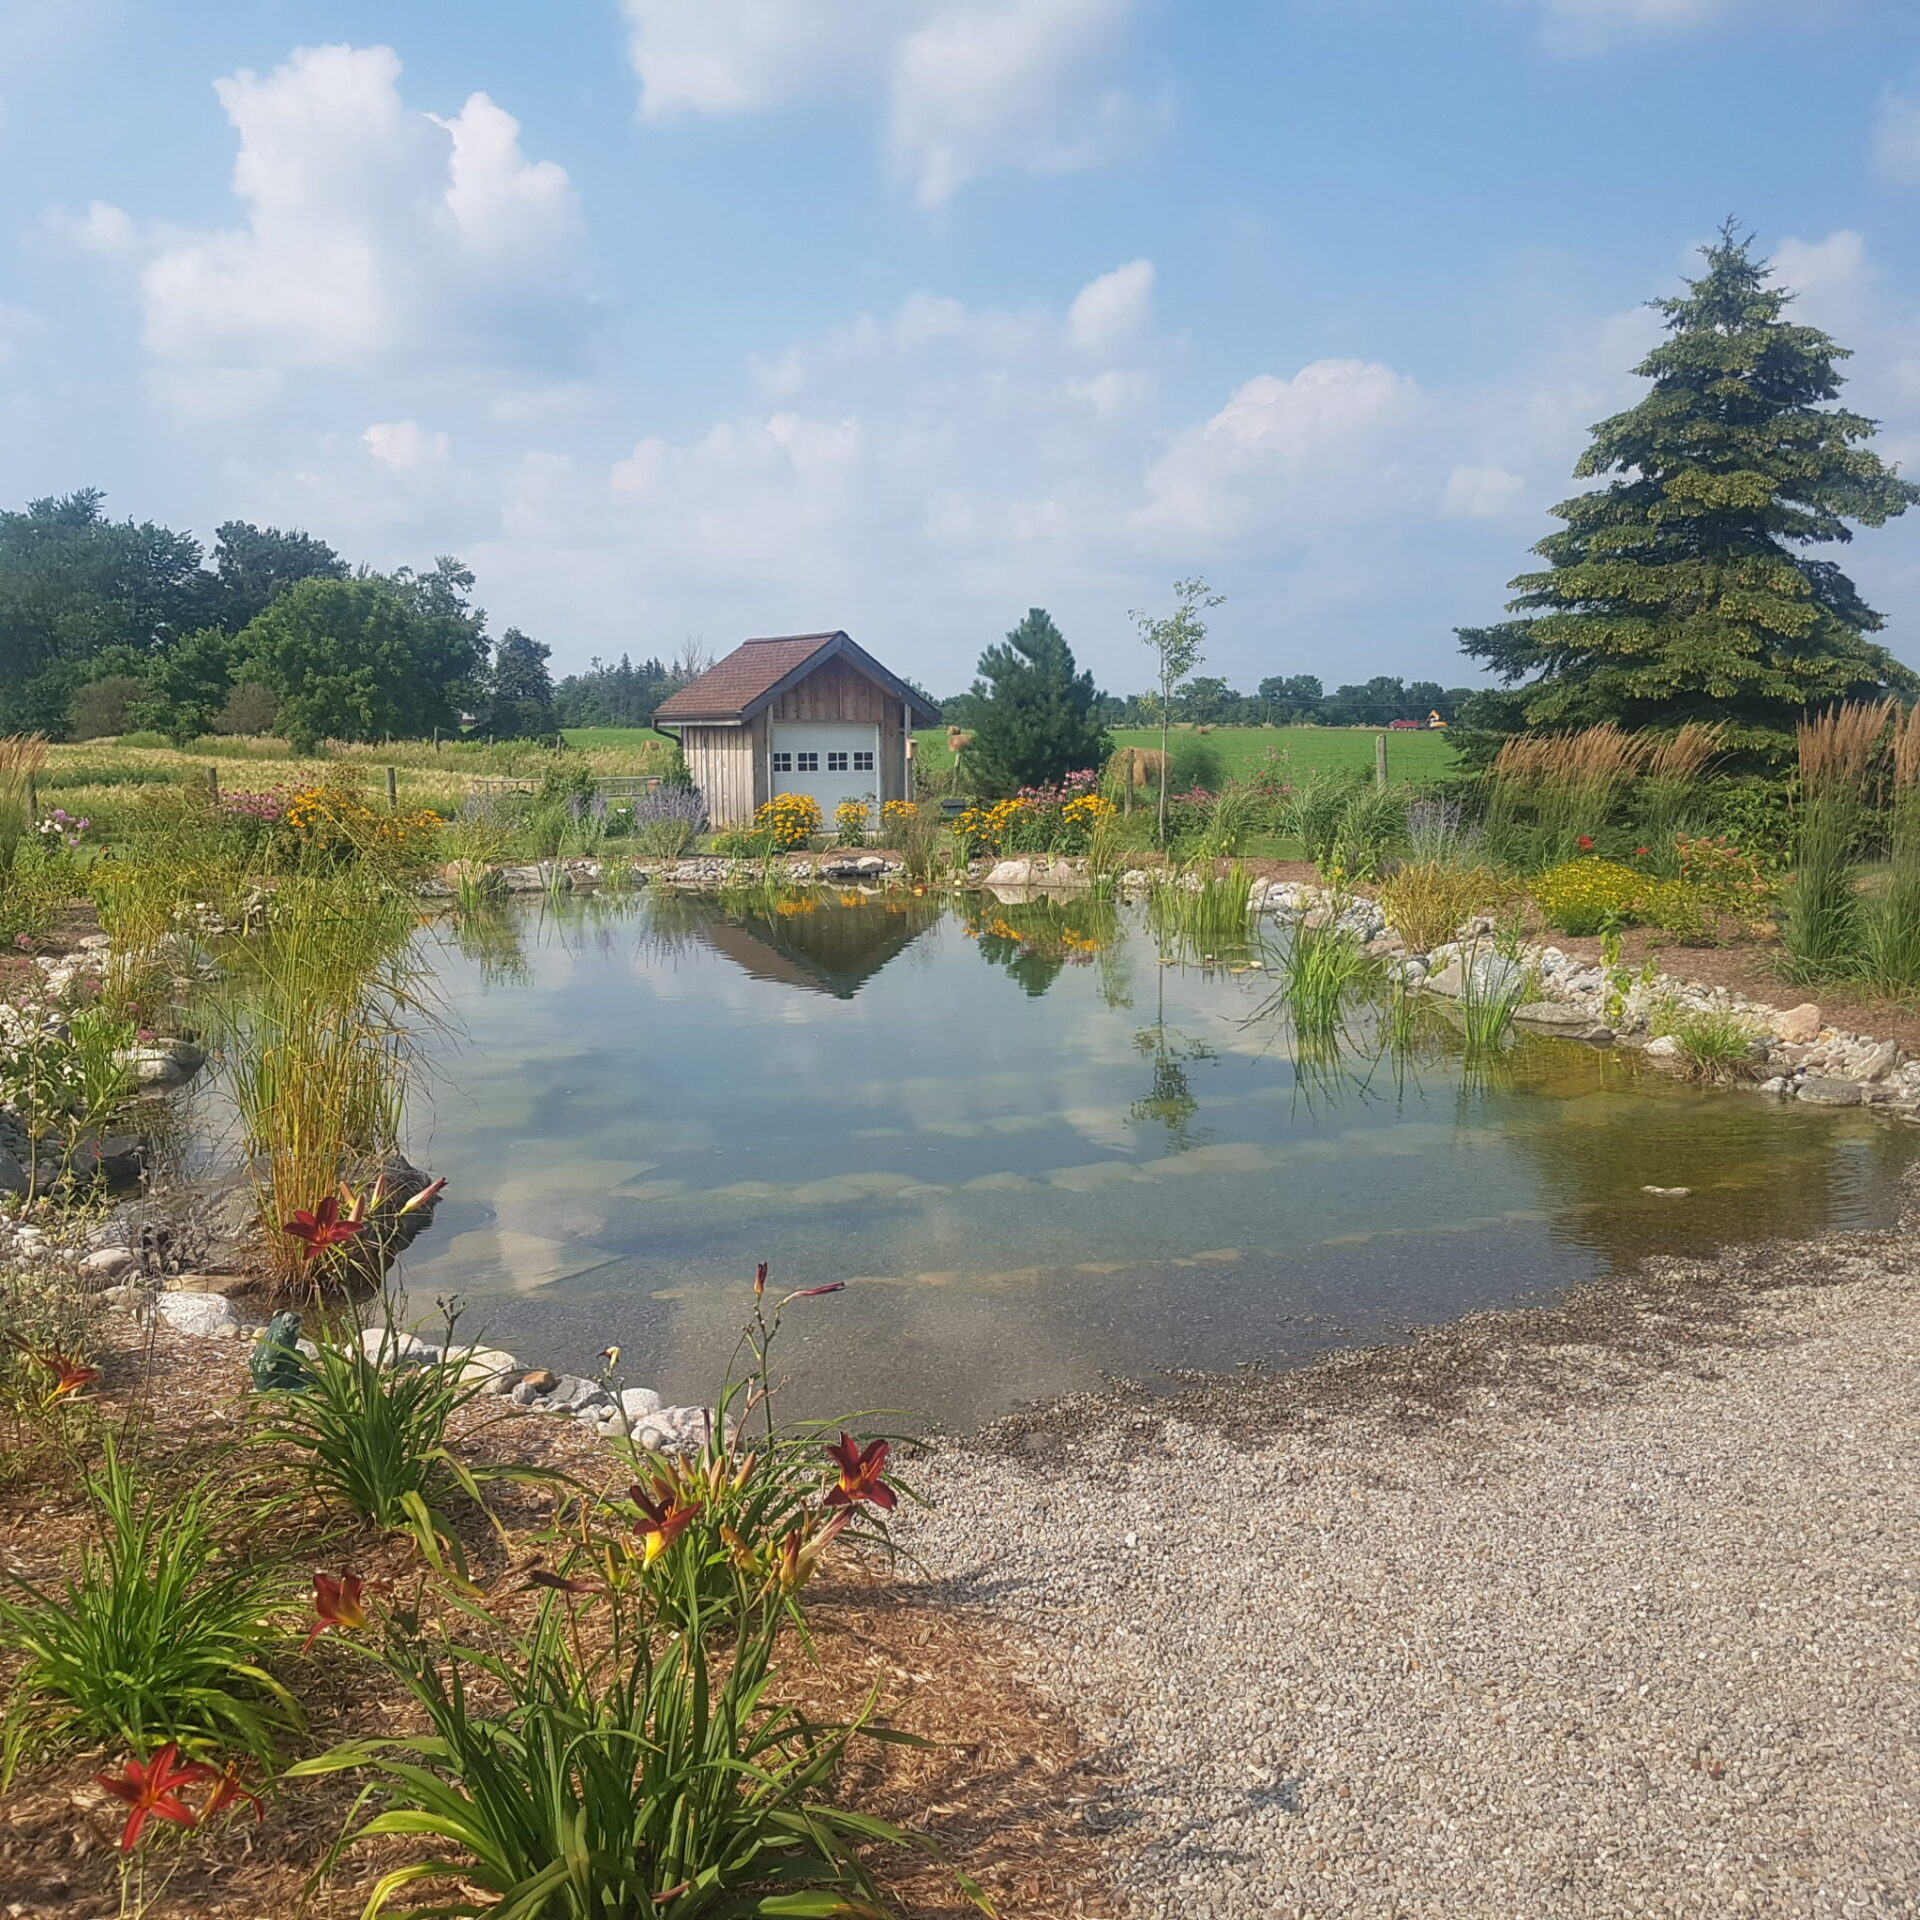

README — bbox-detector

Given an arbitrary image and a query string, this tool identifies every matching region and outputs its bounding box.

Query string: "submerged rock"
[1798,1076,1865,1107]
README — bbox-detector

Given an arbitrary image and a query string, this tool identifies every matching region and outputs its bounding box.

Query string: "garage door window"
[827,751,849,772]
[771,752,792,772]
[853,751,874,772]
[796,752,819,772]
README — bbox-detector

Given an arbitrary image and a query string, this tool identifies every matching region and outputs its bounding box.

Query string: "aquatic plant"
[1148,863,1256,964]
[1648,997,1764,1081]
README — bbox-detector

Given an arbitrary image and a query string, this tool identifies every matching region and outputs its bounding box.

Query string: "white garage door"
[769,722,882,822]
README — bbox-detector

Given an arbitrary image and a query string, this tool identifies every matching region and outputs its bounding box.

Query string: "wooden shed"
[651,631,941,829]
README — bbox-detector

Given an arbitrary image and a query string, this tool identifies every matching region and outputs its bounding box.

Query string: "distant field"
[913,724,1459,786]
[559,728,677,754]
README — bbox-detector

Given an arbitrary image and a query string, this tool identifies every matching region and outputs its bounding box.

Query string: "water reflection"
[395,890,1917,1430]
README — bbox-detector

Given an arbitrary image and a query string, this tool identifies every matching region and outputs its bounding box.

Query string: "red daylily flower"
[281,1196,366,1263]
[628,1486,702,1567]
[5,1337,101,1402]
[1577,835,1596,851]
[96,1745,216,1853]
[200,1763,265,1824]
[1635,846,1650,857]
[303,1571,369,1652]
[824,1433,897,1512]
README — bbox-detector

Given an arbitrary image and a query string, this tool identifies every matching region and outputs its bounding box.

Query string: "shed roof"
[652,631,940,726]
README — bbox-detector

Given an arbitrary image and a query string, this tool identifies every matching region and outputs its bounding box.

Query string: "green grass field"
[559,727,678,753]
[913,724,1459,786]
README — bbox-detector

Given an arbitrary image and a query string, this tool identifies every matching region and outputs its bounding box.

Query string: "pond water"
[388,890,1914,1430]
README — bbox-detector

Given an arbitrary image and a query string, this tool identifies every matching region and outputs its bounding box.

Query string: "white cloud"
[1524,0,1793,52]
[1067,258,1152,354]
[136,44,582,409]
[1773,228,1871,332]
[1443,464,1527,518]
[51,199,135,253]
[1135,359,1422,541]
[1068,367,1152,416]
[1874,78,1920,184]
[621,0,1139,205]
[609,412,867,575]
[888,0,1136,207]
[362,419,450,471]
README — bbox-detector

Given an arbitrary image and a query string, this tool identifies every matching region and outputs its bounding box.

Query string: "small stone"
[81,1246,136,1276]
[1641,1185,1692,1198]
[1643,1035,1682,1060]
[1772,1002,1823,1044]
[1855,1038,1900,1082]
[621,1386,664,1419]
[520,1367,558,1393]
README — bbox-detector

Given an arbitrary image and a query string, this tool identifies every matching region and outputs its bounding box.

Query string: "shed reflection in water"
[398,892,1912,1429]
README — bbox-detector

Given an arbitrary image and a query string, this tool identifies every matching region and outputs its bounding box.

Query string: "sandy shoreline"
[899,1185,1920,1918]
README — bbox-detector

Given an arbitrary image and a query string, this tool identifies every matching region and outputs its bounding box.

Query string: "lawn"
[914,724,1460,786]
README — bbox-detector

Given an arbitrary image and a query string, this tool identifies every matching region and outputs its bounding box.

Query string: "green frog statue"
[248,1310,314,1393]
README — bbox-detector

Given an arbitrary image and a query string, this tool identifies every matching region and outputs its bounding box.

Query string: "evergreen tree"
[964,609,1111,797]
[487,628,557,739]
[1459,224,1920,757]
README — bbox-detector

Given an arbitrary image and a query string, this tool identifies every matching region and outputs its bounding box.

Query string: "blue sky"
[4,0,1920,697]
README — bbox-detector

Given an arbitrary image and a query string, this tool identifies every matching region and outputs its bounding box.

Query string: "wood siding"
[682,725,755,829]
[684,658,913,826]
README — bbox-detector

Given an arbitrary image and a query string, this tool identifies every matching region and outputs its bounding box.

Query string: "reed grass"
[1376,859,1506,955]
[0,734,48,870]
[1148,864,1256,964]
[1488,725,1648,866]
[1782,701,1893,982]
[209,875,428,1289]
[1635,722,1726,867]
[1861,704,1920,991]
[1263,917,1370,1042]
[1648,997,1764,1081]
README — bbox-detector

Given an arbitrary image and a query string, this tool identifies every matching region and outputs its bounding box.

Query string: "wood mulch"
[0,1324,1121,1919]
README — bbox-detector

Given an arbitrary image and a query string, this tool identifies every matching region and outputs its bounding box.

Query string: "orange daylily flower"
[5,1337,102,1402]
[95,1745,216,1852]
[302,1571,369,1652]
[824,1433,897,1512]
[200,1763,265,1824]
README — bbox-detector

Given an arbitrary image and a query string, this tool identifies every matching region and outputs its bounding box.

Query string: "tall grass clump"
[1861,704,1920,992]
[0,733,48,871]
[878,797,952,884]
[1487,725,1647,866]
[1261,916,1369,1044]
[1404,794,1482,864]
[0,1440,296,1780]
[1454,929,1532,1055]
[1635,722,1725,867]
[1648,997,1764,1081]
[1149,863,1256,963]
[211,875,427,1287]
[1781,700,1891,983]
[1376,860,1506,955]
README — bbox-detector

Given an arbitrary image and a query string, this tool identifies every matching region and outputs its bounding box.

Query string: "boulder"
[1797,1076,1865,1107]
[458,1348,520,1392]
[69,1136,147,1187]
[1642,1035,1683,1060]
[1511,1002,1602,1031]
[1855,1039,1900,1083]
[499,864,554,893]
[81,1246,136,1278]
[359,1327,445,1367]
[621,1386,664,1420]
[0,1148,29,1197]
[1772,1003,1823,1045]
[156,1291,242,1338]
[1424,953,1525,1002]
[125,1049,192,1088]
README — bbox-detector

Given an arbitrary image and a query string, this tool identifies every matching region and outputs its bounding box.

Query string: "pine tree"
[964,609,1111,797]
[1458,224,1920,758]
[488,628,558,739]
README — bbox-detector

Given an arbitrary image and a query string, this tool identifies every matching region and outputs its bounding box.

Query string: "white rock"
[1643,1035,1682,1059]
[157,1291,240,1337]
[458,1348,520,1391]
[359,1326,444,1366]
[621,1386,664,1419]
[81,1246,136,1276]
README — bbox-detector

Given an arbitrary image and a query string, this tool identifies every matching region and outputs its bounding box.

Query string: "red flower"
[1577,835,1595,851]
[628,1486,702,1567]
[302,1571,368,1652]
[95,1745,216,1852]
[280,1196,366,1263]
[1635,846,1650,857]
[4,1337,101,1403]
[787,1282,845,1300]
[824,1433,897,1512]
[200,1763,265,1824]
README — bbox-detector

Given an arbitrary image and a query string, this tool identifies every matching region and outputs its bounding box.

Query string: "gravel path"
[900,1221,1920,1917]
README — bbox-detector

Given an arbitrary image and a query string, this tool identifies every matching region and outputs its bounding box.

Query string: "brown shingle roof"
[651,631,940,726]
[651,633,841,721]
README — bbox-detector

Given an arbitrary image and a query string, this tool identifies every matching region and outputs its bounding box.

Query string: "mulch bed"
[0,1324,1121,1918]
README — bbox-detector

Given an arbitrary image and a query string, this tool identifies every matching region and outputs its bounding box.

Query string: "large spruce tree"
[1458,225,1920,756]
[964,609,1110,796]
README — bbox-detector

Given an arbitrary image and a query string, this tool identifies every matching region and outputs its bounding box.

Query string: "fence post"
[1374,734,1388,787]
[387,765,399,811]
[207,764,220,802]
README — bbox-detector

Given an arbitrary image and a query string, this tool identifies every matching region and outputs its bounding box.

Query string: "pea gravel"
[899,1215,1920,1918]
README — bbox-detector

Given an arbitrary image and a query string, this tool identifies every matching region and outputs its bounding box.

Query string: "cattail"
[1797,701,1893,794]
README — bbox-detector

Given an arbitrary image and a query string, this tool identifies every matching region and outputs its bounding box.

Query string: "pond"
[386,889,1914,1430]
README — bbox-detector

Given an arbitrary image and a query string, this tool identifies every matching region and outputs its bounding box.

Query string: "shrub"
[1377,860,1505,953]
[1531,857,1650,936]
[754,792,821,851]
[215,683,281,736]
[0,1441,297,1778]
[628,784,706,858]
